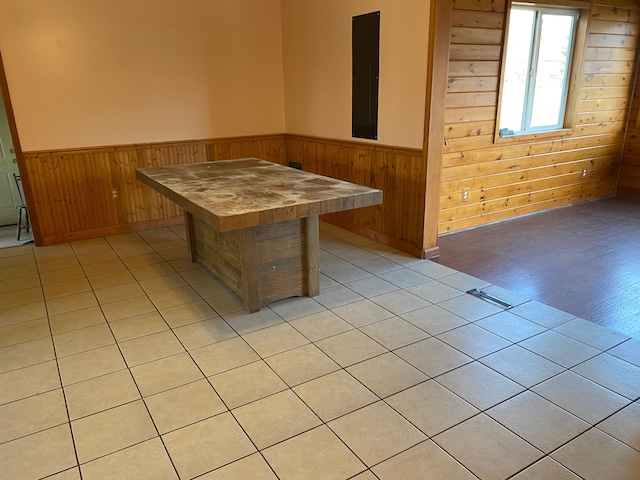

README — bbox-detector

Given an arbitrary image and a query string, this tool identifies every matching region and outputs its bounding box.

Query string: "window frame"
[494,0,591,144]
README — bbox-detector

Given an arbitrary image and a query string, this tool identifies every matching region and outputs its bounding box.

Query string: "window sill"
[494,128,574,144]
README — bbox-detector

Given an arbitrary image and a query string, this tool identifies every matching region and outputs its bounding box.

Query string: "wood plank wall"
[619,41,640,197]
[440,0,639,234]
[285,135,427,257]
[22,135,287,244]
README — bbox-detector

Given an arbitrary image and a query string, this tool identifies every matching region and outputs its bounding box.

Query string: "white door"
[0,95,19,226]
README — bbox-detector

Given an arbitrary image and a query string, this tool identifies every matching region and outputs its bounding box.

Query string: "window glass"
[499,5,578,136]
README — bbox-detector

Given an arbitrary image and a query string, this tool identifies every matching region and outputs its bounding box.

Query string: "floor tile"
[242,322,309,358]
[265,344,340,387]
[510,300,576,328]
[0,317,50,348]
[109,311,169,342]
[481,344,565,387]
[436,323,511,359]
[0,360,60,405]
[405,280,463,303]
[267,296,326,321]
[520,330,601,368]
[78,250,120,266]
[607,338,640,367]
[53,324,115,357]
[436,361,524,410]
[328,401,427,467]
[223,308,283,335]
[373,440,476,480]
[395,337,472,377]
[378,268,430,288]
[437,294,503,322]
[0,273,40,294]
[58,344,126,386]
[147,285,201,309]
[360,316,429,350]
[334,246,379,263]
[434,414,543,479]
[121,252,166,269]
[554,317,629,350]
[487,391,589,453]
[314,284,364,309]
[289,310,354,342]
[209,360,288,409]
[43,277,92,300]
[532,371,630,424]
[347,352,428,398]
[130,352,204,397]
[119,330,185,367]
[370,290,430,315]
[475,311,546,343]
[437,271,491,292]
[0,302,47,329]
[47,467,81,480]
[49,306,107,335]
[0,424,77,480]
[262,426,365,480]
[386,380,479,437]
[331,299,394,327]
[71,400,157,464]
[199,453,277,480]
[322,264,372,284]
[94,282,145,305]
[64,370,140,420]
[552,429,640,480]
[191,278,233,299]
[81,259,127,277]
[0,336,54,373]
[79,437,178,480]
[46,291,98,316]
[315,329,387,367]
[190,337,260,376]
[206,291,245,315]
[144,379,226,434]
[511,457,581,479]
[40,266,86,286]
[343,276,399,298]
[129,262,176,281]
[173,317,237,349]
[293,369,379,422]
[598,402,640,451]
[100,295,157,322]
[353,255,404,275]
[159,299,220,328]
[571,353,640,400]
[400,304,468,335]
[232,389,322,449]
[138,273,188,294]
[0,389,68,443]
[87,269,136,290]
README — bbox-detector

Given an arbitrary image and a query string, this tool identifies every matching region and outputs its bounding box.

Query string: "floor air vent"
[467,288,513,309]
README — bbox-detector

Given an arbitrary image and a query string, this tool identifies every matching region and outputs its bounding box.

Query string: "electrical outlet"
[462,187,470,202]
[111,189,118,199]
[582,167,588,179]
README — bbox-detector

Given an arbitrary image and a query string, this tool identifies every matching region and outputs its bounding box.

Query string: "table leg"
[305,216,320,297]
[184,211,198,263]
[240,226,261,313]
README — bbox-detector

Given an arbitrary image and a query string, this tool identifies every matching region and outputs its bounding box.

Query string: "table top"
[136,158,383,231]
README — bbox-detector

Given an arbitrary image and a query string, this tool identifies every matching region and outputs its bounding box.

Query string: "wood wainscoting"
[439,0,639,234]
[619,44,640,197]
[22,135,287,245]
[286,135,428,258]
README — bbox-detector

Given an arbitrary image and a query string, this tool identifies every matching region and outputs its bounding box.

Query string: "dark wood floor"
[435,195,640,339]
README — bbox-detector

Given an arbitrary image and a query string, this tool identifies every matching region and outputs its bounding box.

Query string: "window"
[352,11,380,140]
[498,3,579,136]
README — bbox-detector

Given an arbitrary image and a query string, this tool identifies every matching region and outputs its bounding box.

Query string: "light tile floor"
[1,222,639,479]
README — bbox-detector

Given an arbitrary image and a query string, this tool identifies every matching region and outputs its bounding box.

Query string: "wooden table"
[136,158,383,312]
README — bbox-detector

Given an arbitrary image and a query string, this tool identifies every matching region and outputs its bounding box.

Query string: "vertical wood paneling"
[22,135,287,244]
[439,0,639,234]
[619,49,640,197]
[285,135,426,257]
